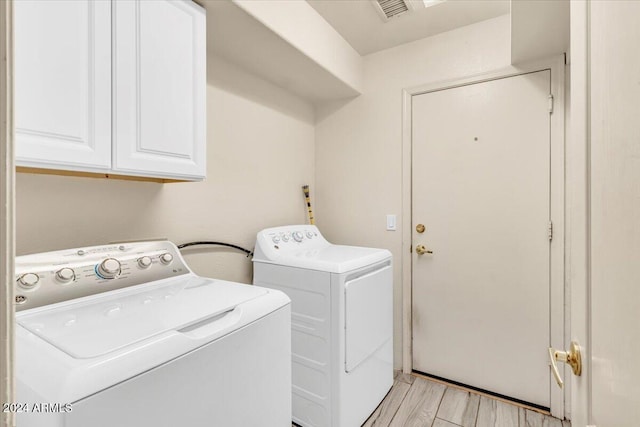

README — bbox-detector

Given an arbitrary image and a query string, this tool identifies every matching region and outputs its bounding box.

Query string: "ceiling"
[201,0,513,102]
[306,0,510,55]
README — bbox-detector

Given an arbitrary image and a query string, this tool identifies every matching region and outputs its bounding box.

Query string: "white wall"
[511,0,569,64]
[16,55,315,285]
[15,13,513,372]
[233,0,363,93]
[315,15,512,368]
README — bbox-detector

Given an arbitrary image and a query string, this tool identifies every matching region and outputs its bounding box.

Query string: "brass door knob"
[415,245,433,255]
[548,341,582,389]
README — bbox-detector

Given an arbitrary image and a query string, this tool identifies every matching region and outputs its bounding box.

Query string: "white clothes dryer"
[253,225,393,427]
[14,240,291,427]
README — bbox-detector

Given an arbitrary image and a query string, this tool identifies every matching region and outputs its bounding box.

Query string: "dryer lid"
[257,245,391,273]
[16,276,267,359]
[253,225,392,273]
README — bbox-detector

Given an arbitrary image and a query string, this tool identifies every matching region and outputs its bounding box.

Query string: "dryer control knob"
[138,256,152,269]
[160,253,174,265]
[97,258,121,279]
[55,268,75,283]
[306,231,314,239]
[272,236,281,244]
[293,231,304,242]
[18,273,39,289]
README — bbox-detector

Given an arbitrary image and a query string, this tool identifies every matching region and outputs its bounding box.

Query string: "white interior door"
[411,71,552,407]
[588,1,640,426]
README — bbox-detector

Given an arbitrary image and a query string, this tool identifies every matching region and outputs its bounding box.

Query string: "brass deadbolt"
[416,224,425,233]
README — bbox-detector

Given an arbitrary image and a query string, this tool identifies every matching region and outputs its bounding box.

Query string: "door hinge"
[548,94,554,114]
[548,221,553,241]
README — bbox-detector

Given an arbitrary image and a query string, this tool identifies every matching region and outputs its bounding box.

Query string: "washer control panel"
[254,225,331,261]
[14,241,190,311]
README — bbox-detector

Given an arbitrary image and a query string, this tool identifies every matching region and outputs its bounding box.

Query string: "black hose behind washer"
[177,241,254,258]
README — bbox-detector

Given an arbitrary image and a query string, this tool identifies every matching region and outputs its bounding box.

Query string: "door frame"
[567,2,590,425]
[400,55,567,418]
[1,1,16,427]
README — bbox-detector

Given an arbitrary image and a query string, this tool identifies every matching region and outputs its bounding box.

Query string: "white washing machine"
[253,225,393,427]
[14,240,291,427]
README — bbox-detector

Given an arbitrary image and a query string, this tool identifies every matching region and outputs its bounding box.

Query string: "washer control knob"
[18,273,39,289]
[160,253,174,265]
[293,231,304,242]
[281,234,290,242]
[306,231,314,239]
[97,258,121,279]
[138,256,152,269]
[55,268,75,283]
[272,235,281,244]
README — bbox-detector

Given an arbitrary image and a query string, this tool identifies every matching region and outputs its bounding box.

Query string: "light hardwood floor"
[362,373,571,427]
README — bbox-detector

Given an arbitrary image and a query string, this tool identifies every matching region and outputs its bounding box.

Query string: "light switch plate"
[386,214,397,231]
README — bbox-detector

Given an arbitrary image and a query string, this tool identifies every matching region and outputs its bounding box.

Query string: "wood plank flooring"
[363,373,571,427]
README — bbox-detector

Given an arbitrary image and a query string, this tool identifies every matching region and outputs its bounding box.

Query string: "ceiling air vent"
[373,0,409,21]
[372,0,447,22]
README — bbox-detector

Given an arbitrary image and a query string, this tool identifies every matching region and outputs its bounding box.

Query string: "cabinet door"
[14,0,111,171]
[113,0,206,180]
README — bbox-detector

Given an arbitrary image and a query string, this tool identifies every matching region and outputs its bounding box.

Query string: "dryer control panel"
[253,225,391,274]
[14,241,191,311]
[253,225,330,259]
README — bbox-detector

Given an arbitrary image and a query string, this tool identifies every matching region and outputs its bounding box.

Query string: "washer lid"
[16,276,267,359]
[258,245,391,273]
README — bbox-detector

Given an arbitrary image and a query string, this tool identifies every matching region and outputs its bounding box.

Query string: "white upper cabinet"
[14,0,206,181]
[113,1,206,180]
[14,0,112,171]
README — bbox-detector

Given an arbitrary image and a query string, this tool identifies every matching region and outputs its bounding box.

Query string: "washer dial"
[97,258,121,279]
[55,267,75,283]
[293,231,304,242]
[18,273,39,289]
[160,253,174,265]
[138,256,152,269]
